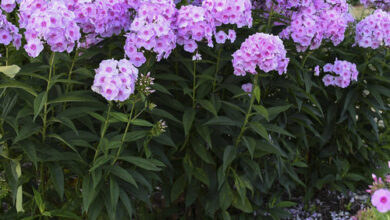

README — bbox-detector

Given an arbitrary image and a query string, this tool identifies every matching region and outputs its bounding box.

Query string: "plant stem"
[66,49,78,93]
[41,52,56,143]
[235,74,259,147]
[212,48,222,93]
[93,102,112,162]
[266,3,274,33]
[192,60,197,108]
[5,46,8,66]
[112,102,135,165]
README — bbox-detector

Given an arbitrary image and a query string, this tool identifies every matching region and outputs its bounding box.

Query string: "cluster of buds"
[367,162,390,193]
[367,173,387,193]
[0,176,9,201]
[151,119,167,137]
[136,72,155,96]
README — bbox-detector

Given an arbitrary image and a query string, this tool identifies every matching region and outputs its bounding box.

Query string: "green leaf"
[151,109,181,123]
[0,79,37,96]
[193,168,209,187]
[53,117,79,136]
[232,194,252,213]
[33,188,45,214]
[264,124,295,138]
[0,65,21,78]
[253,105,269,121]
[19,141,38,169]
[120,189,133,219]
[267,104,292,119]
[47,134,83,161]
[170,175,186,202]
[110,177,119,213]
[198,99,218,116]
[108,166,138,188]
[118,156,164,171]
[82,175,95,213]
[192,140,215,165]
[13,123,40,144]
[219,183,233,211]
[276,201,297,208]
[221,211,231,220]
[48,94,98,104]
[14,161,24,213]
[242,136,255,159]
[131,119,153,127]
[49,210,82,220]
[223,145,236,173]
[49,164,64,200]
[253,86,261,103]
[185,180,200,207]
[90,155,111,172]
[249,122,270,142]
[183,108,196,137]
[204,117,238,126]
[124,130,148,142]
[33,92,47,121]
[110,112,129,123]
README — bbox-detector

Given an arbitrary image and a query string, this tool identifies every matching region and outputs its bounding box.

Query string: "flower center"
[381,197,387,204]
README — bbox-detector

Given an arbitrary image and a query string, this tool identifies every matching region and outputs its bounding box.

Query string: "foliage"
[0,2,389,220]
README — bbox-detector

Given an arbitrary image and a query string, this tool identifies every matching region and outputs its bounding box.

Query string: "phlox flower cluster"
[1,0,20,13]
[0,12,22,49]
[361,0,390,10]
[92,59,138,102]
[124,0,177,67]
[232,33,289,76]
[19,0,81,57]
[68,0,133,48]
[175,0,202,5]
[355,9,390,49]
[279,0,354,52]
[321,59,359,88]
[176,5,214,52]
[175,3,240,53]
[202,0,253,28]
[255,0,308,13]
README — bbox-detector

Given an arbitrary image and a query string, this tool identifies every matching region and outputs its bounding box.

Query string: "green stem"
[112,103,135,165]
[192,60,197,108]
[66,49,78,93]
[302,51,312,68]
[266,3,274,33]
[93,103,112,162]
[38,52,55,201]
[235,74,259,147]
[41,52,56,143]
[5,46,8,66]
[212,48,222,93]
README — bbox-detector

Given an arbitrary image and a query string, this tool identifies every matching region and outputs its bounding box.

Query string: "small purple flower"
[314,65,320,76]
[241,83,253,96]
[192,52,202,61]
[372,189,390,213]
[228,29,236,43]
[215,30,227,44]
